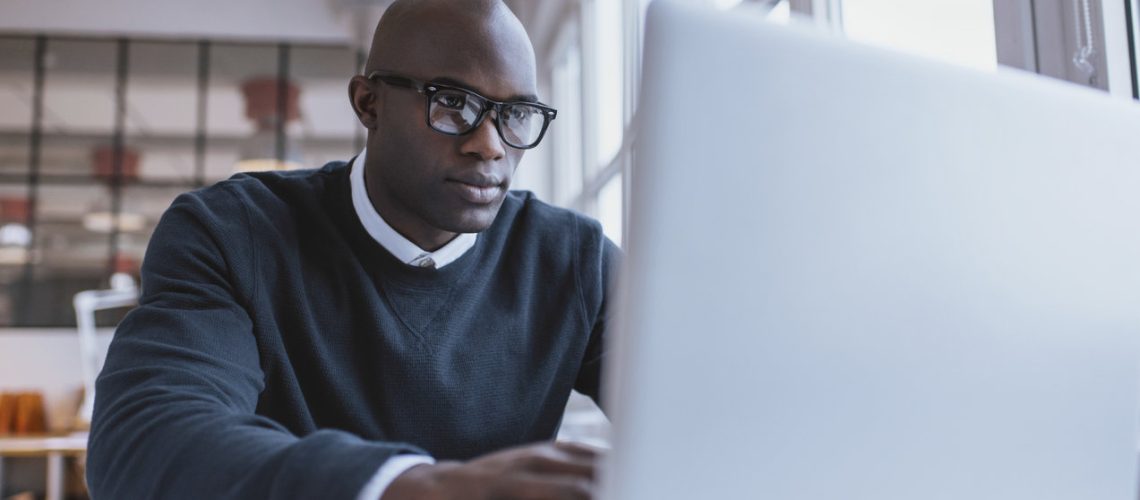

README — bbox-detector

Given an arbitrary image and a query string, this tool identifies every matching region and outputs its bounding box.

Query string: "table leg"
[46,451,62,500]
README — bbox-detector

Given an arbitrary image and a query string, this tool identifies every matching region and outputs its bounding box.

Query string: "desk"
[0,433,88,500]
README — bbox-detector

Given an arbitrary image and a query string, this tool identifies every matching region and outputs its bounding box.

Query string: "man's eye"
[435,94,466,110]
[505,107,532,122]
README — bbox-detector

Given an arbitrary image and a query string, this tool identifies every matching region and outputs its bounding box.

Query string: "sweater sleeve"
[86,187,426,500]
[572,216,622,412]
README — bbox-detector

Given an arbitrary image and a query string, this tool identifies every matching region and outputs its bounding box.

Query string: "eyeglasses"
[367,71,557,150]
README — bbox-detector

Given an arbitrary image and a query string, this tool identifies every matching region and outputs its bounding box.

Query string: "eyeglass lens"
[427,89,546,148]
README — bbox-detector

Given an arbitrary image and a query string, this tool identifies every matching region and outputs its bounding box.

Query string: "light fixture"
[0,222,29,247]
[82,211,146,233]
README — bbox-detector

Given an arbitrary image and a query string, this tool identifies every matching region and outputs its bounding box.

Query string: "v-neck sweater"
[86,160,619,500]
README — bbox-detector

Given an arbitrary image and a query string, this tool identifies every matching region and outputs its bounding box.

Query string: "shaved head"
[365,0,536,97]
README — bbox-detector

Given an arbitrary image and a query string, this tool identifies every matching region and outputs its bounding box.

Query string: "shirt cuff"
[355,454,436,500]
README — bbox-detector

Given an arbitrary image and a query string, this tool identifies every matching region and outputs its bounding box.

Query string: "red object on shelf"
[240,77,301,128]
[113,254,141,274]
[92,145,140,182]
[0,198,29,223]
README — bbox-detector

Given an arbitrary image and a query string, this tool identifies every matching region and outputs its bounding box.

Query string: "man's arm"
[573,221,623,410]
[86,189,426,499]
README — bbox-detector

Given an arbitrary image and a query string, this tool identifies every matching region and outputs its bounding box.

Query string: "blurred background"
[0,0,1135,498]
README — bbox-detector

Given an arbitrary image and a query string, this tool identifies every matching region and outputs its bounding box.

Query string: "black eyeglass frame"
[367,70,558,150]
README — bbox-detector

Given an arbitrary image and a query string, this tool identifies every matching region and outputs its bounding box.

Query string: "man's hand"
[381,441,599,500]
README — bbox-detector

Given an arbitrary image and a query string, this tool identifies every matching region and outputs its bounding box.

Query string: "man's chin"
[440,204,503,234]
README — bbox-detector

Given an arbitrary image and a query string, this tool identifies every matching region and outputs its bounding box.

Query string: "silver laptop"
[601,2,1140,499]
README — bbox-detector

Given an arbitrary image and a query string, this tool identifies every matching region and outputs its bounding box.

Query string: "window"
[539,0,795,248]
[593,0,625,169]
[840,0,998,70]
[838,0,1137,95]
[597,173,623,247]
[550,21,584,207]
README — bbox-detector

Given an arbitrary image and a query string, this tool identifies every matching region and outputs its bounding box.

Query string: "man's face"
[363,15,538,244]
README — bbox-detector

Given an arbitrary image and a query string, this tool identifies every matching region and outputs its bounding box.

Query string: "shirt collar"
[349,147,477,269]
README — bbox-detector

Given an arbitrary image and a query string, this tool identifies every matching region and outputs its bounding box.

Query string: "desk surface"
[0,433,87,455]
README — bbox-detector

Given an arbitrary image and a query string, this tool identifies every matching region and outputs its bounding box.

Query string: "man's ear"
[348,75,380,130]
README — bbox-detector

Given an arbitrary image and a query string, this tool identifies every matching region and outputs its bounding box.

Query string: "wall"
[0,0,356,43]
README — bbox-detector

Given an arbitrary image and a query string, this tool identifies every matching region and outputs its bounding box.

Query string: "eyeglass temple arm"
[367,72,425,92]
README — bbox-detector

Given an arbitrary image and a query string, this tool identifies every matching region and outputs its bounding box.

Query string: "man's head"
[348,0,541,251]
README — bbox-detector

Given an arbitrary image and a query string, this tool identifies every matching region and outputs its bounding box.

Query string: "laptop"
[601,2,1140,499]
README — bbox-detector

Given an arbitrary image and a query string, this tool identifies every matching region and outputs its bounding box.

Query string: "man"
[86,1,619,499]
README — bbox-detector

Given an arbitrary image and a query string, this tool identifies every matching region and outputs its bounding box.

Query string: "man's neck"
[364,181,457,253]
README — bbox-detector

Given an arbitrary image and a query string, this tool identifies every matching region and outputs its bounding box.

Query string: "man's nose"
[459,113,506,161]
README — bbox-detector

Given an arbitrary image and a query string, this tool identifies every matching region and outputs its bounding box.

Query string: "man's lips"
[447,178,505,205]
[449,173,504,187]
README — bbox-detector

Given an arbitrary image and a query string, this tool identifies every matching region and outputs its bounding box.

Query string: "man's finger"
[523,452,596,480]
[495,474,594,500]
[554,440,605,458]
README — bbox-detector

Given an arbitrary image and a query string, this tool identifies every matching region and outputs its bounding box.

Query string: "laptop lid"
[602,2,1140,499]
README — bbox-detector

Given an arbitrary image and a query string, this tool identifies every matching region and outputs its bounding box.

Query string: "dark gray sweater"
[87,160,619,499]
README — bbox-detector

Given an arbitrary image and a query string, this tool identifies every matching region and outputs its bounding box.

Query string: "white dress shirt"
[349,147,477,270]
[350,147,475,499]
